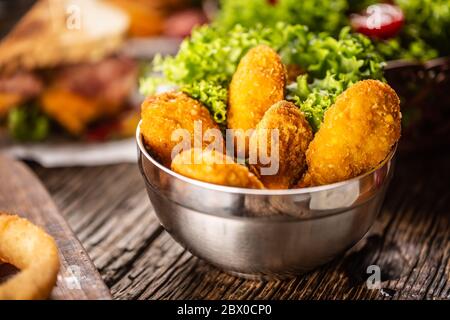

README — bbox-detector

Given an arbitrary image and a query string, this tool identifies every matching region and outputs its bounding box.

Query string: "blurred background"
[0,0,211,147]
[0,1,448,301]
[0,0,210,38]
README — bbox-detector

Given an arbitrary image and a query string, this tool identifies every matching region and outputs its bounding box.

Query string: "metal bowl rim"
[136,122,396,196]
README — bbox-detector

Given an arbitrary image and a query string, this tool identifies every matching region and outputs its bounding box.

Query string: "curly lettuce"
[214,0,450,61]
[141,25,270,124]
[141,24,384,130]
[216,0,348,35]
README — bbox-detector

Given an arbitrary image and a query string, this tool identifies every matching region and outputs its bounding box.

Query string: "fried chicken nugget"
[249,101,313,189]
[228,45,286,153]
[303,80,401,186]
[141,91,222,167]
[171,148,264,189]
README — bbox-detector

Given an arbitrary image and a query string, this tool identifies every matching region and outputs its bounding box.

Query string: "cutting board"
[0,155,111,300]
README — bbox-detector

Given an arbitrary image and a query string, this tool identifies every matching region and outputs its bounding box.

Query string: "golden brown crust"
[304,80,401,186]
[171,149,264,189]
[0,213,60,300]
[250,101,313,189]
[140,91,221,167]
[39,56,137,135]
[227,45,286,133]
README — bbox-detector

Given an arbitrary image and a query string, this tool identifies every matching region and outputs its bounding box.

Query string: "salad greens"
[216,0,348,35]
[215,0,450,61]
[7,105,49,141]
[141,24,384,130]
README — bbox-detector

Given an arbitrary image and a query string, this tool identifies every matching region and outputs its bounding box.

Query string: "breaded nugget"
[228,45,286,153]
[171,148,264,189]
[140,91,221,167]
[303,80,401,186]
[249,101,313,189]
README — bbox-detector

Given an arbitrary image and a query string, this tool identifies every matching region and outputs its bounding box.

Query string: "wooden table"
[30,150,450,300]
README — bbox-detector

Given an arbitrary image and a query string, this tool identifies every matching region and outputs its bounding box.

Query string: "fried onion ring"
[0,214,60,300]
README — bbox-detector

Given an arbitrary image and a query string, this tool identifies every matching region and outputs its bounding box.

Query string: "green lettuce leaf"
[140,24,385,130]
[8,105,49,141]
[214,0,450,61]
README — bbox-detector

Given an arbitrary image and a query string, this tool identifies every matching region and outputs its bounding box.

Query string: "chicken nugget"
[303,80,401,186]
[171,148,264,189]
[228,45,286,154]
[140,91,222,167]
[249,101,313,189]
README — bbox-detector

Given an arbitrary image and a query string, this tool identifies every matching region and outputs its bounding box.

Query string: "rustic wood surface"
[0,156,111,300]
[28,150,450,300]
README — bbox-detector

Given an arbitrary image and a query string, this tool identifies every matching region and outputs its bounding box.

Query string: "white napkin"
[1,138,137,168]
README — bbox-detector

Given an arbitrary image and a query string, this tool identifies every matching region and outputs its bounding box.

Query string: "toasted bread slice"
[0,0,129,73]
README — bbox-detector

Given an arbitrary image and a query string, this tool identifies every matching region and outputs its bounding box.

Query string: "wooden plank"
[0,156,111,300]
[31,151,450,300]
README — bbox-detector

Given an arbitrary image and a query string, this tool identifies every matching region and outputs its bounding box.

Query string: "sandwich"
[0,0,138,141]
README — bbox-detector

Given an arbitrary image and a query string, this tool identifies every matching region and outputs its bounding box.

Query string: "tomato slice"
[351,4,404,40]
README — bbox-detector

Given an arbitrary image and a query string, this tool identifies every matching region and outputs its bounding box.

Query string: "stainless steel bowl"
[136,125,396,278]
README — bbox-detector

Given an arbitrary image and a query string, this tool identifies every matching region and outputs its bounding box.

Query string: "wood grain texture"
[31,151,450,300]
[0,156,111,300]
